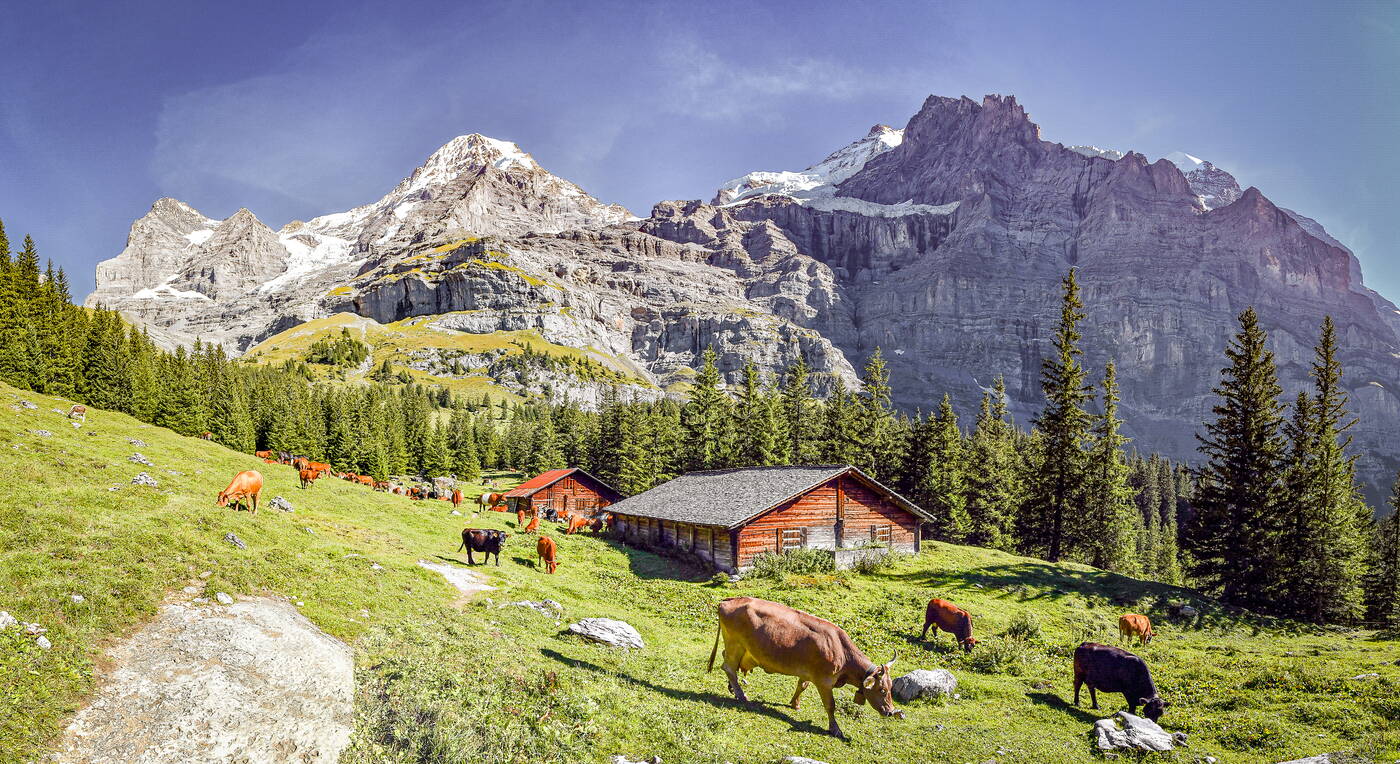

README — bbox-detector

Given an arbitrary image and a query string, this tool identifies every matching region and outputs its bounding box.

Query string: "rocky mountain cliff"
[87,94,1400,500]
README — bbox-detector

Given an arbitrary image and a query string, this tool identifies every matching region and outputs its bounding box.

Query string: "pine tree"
[422,420,453,478]
[1080,362,1138,572]
[909,394,969,541]
[964,379,1019,550]
[782,355,820,464]
[681,348,733,471]
[523,415,565,476]
[1189,307,1288,609]
[821,384,862,465]
[1155,457,1183,584]
[735,361,783,466]
[1024,270,1093,561]
[1365,479,1400,628]
[1277,317,1371,622]
[854,348,902,481]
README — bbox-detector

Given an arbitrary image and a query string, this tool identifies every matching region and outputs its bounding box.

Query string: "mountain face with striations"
[88,94,1400,498]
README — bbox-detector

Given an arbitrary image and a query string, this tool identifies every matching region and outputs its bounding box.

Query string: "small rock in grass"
[504,600,563,617]
[569,618,644,649]
[450,510,462,516]
[611,757,662,764]
[215,592,234,606]
[107,486,121,492]
[127,438,146,447]
[359,609,370,618]
[18,400,37,409]
[192,597,210,605]
[269,496,294,512]
[128,453,153,466]
[1092,711,1177,752]
[131,472,159,487]
[1276,756,1336,764]
[0,611,16,629]
[182,586,200,595]
[23,623,46,636]
[50,408,64,415]
[370,563,384,571]
[784,758,830,764]
[70,594,85,604]
[35,635,52,650]
[1351,673,1380,680]
[296,601,305,607]
[892,669,958,702]
[199,571,212,579]
[302,527,315,535]
[33,429,53,437]
[71,421,82,429]
[86,431,97,436]
[223,533,247,550]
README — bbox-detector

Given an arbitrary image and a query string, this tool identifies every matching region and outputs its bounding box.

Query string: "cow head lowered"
[853,653,905,719]
[1139,696,1169,722]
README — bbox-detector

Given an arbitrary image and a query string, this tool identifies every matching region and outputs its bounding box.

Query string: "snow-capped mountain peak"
[713,124,905,205]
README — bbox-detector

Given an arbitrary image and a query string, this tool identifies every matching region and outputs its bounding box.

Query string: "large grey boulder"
[891,669,957,702]
[1092,711,1177,752]
[269,496,294,512]
[569,618,644,649]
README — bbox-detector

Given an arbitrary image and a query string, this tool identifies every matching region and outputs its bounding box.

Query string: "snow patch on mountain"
[1162,151,1207,174]
[1066,145,1125,161]
[802,196,960,218]
[184,229,216,246]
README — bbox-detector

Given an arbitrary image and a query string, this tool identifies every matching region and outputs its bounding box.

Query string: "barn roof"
[503,468,620,500]
[605,465,930,528]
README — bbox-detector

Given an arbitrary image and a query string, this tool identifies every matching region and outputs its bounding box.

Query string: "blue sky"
[2,0,1397,300]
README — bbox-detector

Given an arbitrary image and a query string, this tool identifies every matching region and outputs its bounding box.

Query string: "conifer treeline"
[1,220,1395,625]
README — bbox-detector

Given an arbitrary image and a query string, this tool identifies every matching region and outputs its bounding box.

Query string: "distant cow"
[921,598,978,651]
[355,475,374,487]
[1073,642,1169,722]
[479,492,505,510]
[589,512,612,534]
[299,468,318,489]
[217,470,263,515]
[374,480,391,492]
[458,528,507,566]
[565,514,591,534]
[1118,614,1154,646]
[67,404,87,422]
[536,535,558,573]
[198,430,212,440]
[255,450,273,460]
[451,489,463,508]
[709,597,902,739]
[524,512,539,533]
[277,451,293,465]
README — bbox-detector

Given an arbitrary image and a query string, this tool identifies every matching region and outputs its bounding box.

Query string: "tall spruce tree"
[964,379,1019,550]
[735,361,783,466]
[1189,307,1288,609]
[1024,270,1093,561]
[1365,478,1400,628]
[855,348,901,481]
[1081,361,1138,572]
[781,355,820,464]
[909,394,969,541]
[681,348,733,471]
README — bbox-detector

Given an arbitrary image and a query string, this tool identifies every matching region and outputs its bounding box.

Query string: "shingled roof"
[605,465,930,528]
[503,468,620,501]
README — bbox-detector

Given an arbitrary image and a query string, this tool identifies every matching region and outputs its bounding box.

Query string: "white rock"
[18,400,37,409]
[1276,756,1334,764]
[370,563,384,571]
[130,472,159,487]
[892,669,957,702]
[1178,605,1199,618]
[611,757,662,764]
[0,611,16,629]
[70,594,85,604]
[128,453,153,466]
[269,496,294,512]
[450,510,462,516]
[784,758,830,764]
[1092,711,1176,752]
[72,421,82,429]
[33,429,53,437]
[224,533,246,549]
[504,600,563,617]
[127,438,146,447]
[36,635,52,650]
[569,618,644,649]
[199,571,212,579]
[215,592,234,606]
[1351,673,1380,680]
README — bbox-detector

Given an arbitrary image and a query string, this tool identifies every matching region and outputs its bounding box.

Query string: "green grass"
[2,382,1397,763]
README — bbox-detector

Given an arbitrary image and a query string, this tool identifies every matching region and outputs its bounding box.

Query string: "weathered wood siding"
[734,475,918,569]
[525,475,615,514]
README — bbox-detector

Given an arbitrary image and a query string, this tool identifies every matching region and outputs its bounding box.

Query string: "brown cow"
[255,450,273,459]
[67,404,87,422]
[452,489,463,508]
[263,458,277,464]
[217,470,263,514]
[355,475,374,487]
[564,514,591,535]
[292,457,310,471]
[524,512,539,533]
[307,461,332,475]
[709,597,902,739]
[299,468,318,489]
[374,480,391,492]
[516,508,528,526]
[921,598,978,651]
[1118,614,1154,646]
[536,535,558,573]
[479,492,506,510]
[589,512,613,534]
[199,431,213,440]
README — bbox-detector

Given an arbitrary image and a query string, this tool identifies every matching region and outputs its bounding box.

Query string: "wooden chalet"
[503,468,622,515]
[607,465,932,573]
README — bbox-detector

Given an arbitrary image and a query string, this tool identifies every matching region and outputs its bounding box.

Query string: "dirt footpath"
[49,597,353,763]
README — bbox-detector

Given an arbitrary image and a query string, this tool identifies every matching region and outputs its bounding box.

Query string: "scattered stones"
[569,618,644,649]
[71,421,82,429]
[192,598,210,605]
[130,472,158,487]
[302,527,315,535]
[611,757,662,764]
[69,594,85,604]
[128,453,153,466]
[23,623,46,636]
[199,571,212,579]
[127,438,146,447]
[33,429,53,437]
[892,669,958,702]
[783,757,830,764]
[0,611,16,629]
[1277,756,1335,764]
[17,399,37,409]
[369,563,384,571]
[504,600,563,617]
[182,586,201,595]
[1351,673,1380,680]
[269,496,294,512]
[1092,711,1178,752]
[36,635,52,650]
[50,407,65,414]
[215,592,234,606]
[107,486,121,492]
[223,533,247,550]
[450,509,462,516]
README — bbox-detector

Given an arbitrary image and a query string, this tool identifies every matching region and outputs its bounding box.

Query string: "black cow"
[1073,642,1169,721]
[457,528,507,566]
[277,451,294,465]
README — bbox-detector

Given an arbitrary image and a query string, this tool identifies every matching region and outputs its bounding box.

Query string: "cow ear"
[862,674,878,689]
[1137,698,1149,706]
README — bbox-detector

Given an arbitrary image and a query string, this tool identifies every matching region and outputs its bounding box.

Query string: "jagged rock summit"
[87,94,1400,496]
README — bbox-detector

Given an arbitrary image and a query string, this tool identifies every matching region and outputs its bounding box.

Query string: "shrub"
[746,549,835,579]
[1001,611,1044,642]
[851,550,905,576]
[964,636,1039,676]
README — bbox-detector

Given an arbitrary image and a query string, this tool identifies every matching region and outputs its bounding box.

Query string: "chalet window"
[870,525,893,544]
[778,527,806,553]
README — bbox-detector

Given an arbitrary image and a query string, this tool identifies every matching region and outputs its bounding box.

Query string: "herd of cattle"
[208,453,1169,741]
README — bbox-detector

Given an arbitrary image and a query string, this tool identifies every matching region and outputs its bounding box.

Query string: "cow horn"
[883,651,898,669]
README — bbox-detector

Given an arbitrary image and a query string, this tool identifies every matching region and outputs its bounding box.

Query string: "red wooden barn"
[503,468,622,516]
[607,465,931,573]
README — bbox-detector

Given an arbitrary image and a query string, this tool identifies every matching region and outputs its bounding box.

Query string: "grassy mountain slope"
[1,382,1395,763]
[240,311,650,402]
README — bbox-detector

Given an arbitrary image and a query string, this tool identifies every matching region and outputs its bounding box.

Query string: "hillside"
[1,383,1396,763]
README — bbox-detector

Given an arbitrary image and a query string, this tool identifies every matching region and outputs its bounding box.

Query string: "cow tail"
[707,619,722,673]
[457,534,466,553]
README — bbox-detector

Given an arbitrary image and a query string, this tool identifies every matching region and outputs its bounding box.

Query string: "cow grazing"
[199,431,213,440]
[1118,614,1154,646]
[921,598,978,651]
[291,457,309,471]
[67,404,87,422]
[217,470,264,515]
[307,461,332,474]
[589,512,612,534]
[374,480,391,492]
[516,508,527,526]
[355,475,374,487]
[263,458,277,464]
[299,468,318,489]
[709,596,903,739]
[255,450,273,459]
[524,513,539,533]
[1073,642,1169,722]
[457,529,507,566]
[565,514,591,534]
[536,535,558,573]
